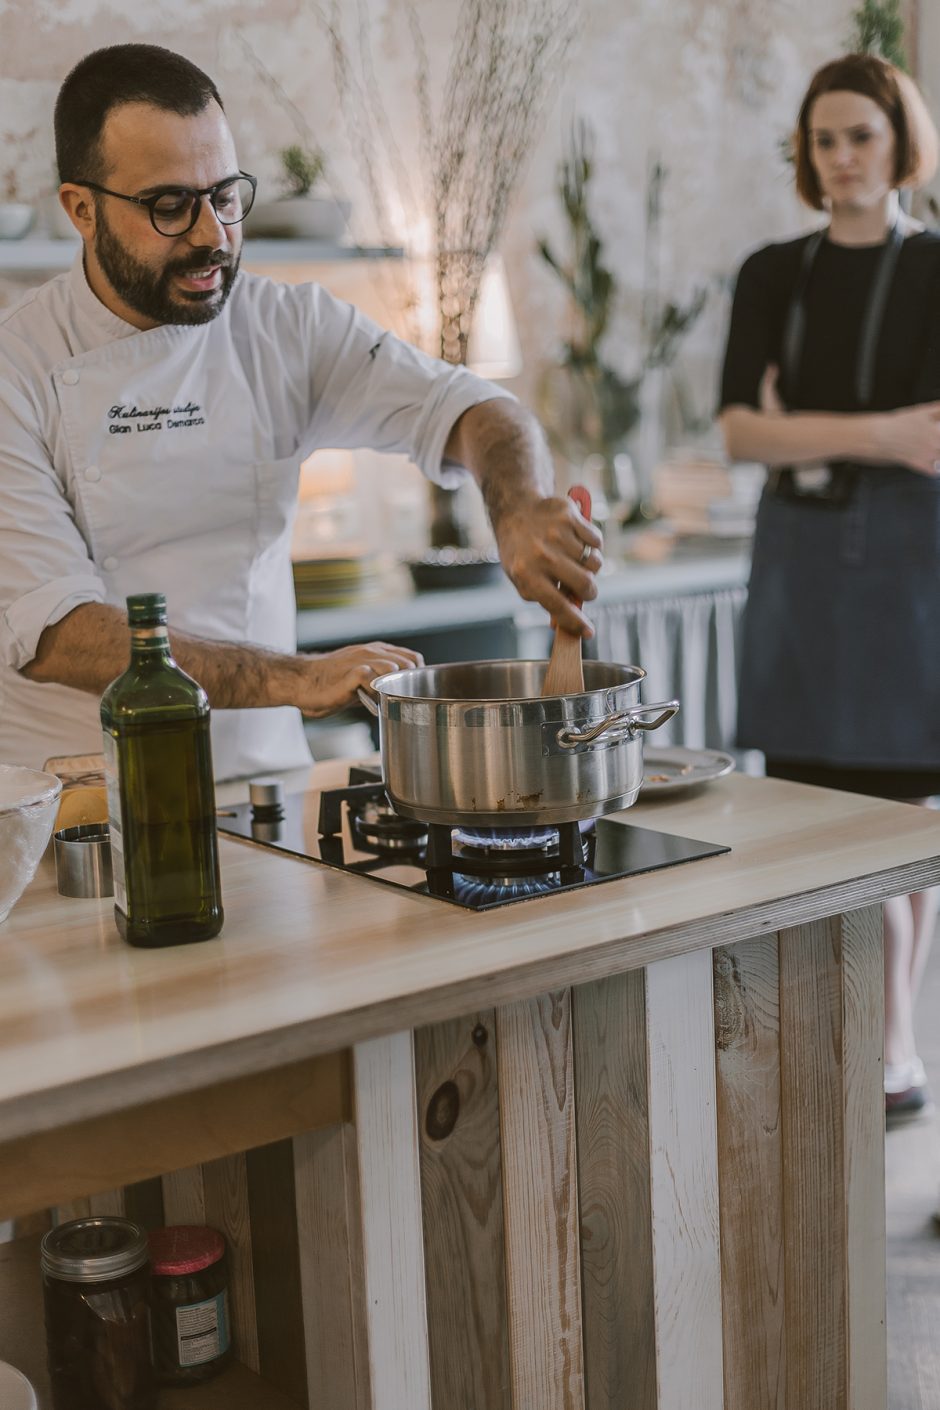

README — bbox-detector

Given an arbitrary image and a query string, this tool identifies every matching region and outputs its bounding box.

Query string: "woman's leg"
[909,884,940,1001]
[884,893,916,1068]
[884,798,938,1114]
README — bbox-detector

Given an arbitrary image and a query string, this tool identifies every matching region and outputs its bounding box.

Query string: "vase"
[629,366,667,515]
[428,482,471,549]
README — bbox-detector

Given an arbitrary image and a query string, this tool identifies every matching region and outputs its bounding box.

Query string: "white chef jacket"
[0,255,512,779]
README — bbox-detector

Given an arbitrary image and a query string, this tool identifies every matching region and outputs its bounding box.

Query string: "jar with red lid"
[147,1226,232,1384]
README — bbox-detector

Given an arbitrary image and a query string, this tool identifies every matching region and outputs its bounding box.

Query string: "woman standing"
[719,53,940,1120]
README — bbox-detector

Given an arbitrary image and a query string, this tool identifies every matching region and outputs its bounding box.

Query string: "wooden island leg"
[645,948,725,1410]
[715,905,886,1410]
[353,1030,432,1410]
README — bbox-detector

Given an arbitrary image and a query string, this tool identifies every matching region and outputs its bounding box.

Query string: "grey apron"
[737,223,940,768]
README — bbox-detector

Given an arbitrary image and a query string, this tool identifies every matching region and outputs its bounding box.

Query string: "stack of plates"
[292,554,385,609]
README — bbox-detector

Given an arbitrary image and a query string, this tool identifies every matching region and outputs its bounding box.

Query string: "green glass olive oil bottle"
[101,593,223,947]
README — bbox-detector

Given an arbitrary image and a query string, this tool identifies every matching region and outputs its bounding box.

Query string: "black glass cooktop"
[216,767,730,911]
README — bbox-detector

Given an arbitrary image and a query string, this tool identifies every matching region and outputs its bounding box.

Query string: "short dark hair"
[55,44,224,185]
[794,53,938,209]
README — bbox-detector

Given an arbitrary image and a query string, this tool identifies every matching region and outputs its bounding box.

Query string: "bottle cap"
[41,1216,149,1284]
[148,1225,226,1275]
[126,592,167,626]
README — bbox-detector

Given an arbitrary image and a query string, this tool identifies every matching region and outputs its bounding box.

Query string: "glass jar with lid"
[40,1215,155,1410]
[147,1225,232,1384]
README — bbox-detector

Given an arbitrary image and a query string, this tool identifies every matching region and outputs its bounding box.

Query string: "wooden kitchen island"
[2,768,939,1410]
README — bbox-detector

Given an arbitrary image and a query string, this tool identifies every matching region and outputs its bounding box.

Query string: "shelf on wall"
[0,237,404,272]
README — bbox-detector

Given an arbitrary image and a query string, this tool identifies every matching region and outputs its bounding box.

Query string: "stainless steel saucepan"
[358,660,678,826]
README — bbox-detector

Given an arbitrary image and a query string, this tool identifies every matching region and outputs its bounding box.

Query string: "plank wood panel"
[123,1175,165,1232]
[841,906,887,1410]
[294,1122,371,1410]
[162,1165,206,1226]
[353,1031,431,1410]
[497,990,584,1410]
[779,917,847,1410]
[202,1152,260,1374]
[414,1011,510,1410]
[246,1139,308,1406]
[646,949,724,1410]
[50,1198,91,1224]
[713,937,785,1410]
[572,971,656,1410]
[87,1187,125,1216]
[0,1050,348,1221]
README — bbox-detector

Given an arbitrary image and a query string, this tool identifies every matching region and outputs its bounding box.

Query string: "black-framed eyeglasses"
[75,171,257,237]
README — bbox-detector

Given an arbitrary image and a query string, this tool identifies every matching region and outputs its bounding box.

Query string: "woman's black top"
[721,229,940,416]
[719,229,940,789]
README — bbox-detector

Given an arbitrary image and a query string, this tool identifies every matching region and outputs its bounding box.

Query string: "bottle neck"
[129,624,172,661]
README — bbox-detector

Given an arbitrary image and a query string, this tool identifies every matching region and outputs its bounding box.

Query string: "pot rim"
[369,658,647,706]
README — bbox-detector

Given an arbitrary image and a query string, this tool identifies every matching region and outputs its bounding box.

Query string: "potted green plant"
[538,125,707,522]
[247,143,351,240]
[849,0,907,67]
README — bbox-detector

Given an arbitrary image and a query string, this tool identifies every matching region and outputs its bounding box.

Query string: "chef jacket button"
[102,556,118,572]
[61,370,80,386]
[84,465,101,483]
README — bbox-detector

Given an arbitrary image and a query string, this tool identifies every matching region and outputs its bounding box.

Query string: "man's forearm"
[21,601,304,706]
[445,398,554,523]
[442,396,603,635]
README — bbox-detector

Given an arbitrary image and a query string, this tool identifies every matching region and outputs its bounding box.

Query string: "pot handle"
[556,699,679,749]
[357,686,380,717]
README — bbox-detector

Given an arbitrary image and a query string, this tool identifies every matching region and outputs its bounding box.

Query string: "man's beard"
[94,204,240,326]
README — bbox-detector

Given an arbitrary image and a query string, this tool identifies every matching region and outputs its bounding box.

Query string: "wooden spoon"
[541,485,592,697]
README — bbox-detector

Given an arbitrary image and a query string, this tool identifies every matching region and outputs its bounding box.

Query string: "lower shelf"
[0,1235,302,1409]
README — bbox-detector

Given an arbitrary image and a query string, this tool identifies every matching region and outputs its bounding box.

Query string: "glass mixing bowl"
[0,765,62,923]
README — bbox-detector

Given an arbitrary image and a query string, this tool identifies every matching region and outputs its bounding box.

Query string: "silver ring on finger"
[579,541,591,564]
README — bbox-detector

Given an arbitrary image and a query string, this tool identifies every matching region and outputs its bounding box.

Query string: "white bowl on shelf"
[0,203,35,240]
[0,765,62,923]
[246,195,351,241]
[0,1360,38,1409]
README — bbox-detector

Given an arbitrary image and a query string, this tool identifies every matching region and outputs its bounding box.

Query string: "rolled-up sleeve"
[296,285,516,486]
[0,370,104,669]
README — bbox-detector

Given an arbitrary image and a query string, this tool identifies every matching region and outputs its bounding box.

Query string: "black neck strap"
[781,218,904,409]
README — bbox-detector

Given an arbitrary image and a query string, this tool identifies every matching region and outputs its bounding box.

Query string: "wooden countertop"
[3,770,940,1144]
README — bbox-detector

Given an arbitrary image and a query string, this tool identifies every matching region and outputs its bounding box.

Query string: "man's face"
[72,101,244,330]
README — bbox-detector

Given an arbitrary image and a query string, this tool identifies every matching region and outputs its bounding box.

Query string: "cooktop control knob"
[249,778,285,821]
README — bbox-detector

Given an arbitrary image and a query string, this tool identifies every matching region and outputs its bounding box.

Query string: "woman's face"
[807,89,898,210]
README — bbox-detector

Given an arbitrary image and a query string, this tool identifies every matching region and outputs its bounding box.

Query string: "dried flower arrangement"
[317,0,580,546]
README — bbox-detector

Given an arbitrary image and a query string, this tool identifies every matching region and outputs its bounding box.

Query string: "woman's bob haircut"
[794,52,939,209]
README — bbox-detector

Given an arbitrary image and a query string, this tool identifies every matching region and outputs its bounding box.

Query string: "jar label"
[102,730,127,914]
[175,1287,230,1366]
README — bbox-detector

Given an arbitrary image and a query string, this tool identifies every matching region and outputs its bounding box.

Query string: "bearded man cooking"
[0,43,602,779]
